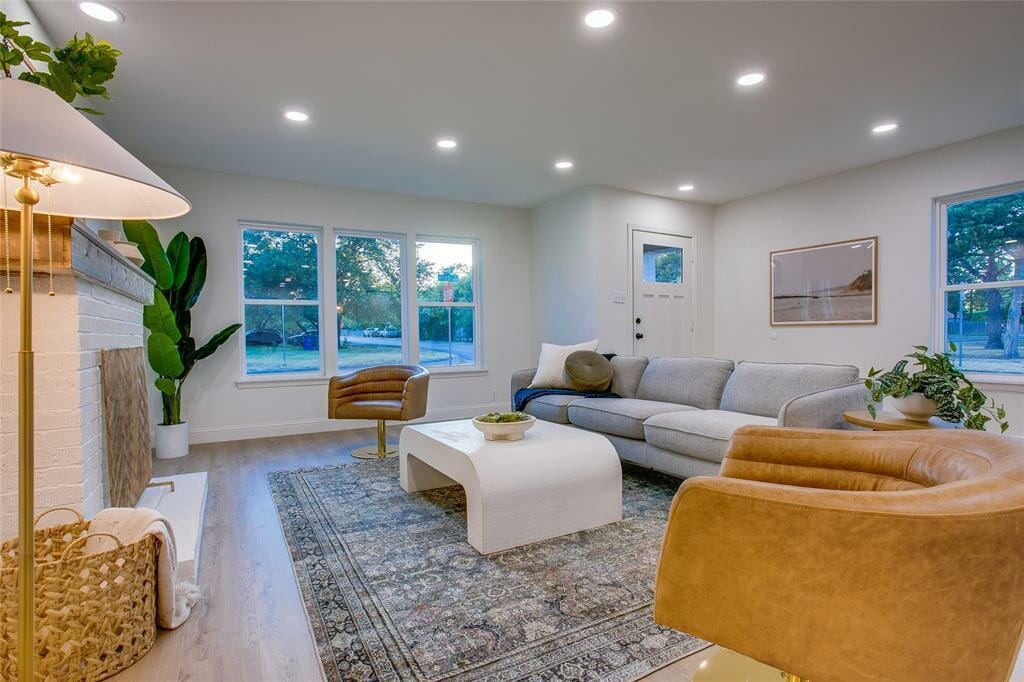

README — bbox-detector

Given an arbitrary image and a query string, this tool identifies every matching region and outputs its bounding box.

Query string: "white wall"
[713,126,1024,431]
[530,186,715,356]
[147,166,534,443]
[529,188,599,345]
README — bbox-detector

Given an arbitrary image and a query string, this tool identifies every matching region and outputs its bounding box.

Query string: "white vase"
[892,394,938,422]
[155,422,190,459]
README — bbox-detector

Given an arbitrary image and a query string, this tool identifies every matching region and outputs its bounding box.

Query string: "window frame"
[236,222,484,384]
[411,235,483,372]
[236,220,323,378]
[932,180,1024,386]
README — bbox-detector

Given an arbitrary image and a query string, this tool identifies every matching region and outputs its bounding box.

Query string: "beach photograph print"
[770,237,877,326]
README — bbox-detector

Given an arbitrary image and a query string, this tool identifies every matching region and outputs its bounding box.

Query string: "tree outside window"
[942,189,1024,374]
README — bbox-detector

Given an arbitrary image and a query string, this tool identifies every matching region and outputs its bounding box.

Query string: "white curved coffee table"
[399,419,622,554]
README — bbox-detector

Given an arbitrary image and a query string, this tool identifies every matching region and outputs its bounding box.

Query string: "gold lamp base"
[692,648,809,682]
[352,420,398,459]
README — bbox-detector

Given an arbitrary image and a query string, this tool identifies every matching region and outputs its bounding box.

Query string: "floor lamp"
[0,78,190,680]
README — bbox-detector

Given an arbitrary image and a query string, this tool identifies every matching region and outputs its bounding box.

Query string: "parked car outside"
[245,329,282,346]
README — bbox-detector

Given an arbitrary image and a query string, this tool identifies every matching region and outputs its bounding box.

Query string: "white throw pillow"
[529,340,600,389]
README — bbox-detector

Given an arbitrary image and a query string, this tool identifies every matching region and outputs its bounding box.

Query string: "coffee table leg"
[400,452,458,492]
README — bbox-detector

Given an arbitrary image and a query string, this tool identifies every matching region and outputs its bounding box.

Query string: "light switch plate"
[612,289,627,304]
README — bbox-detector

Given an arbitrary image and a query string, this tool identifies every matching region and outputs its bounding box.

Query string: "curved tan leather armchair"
[328,365,429,458]
[654,425,1024,682]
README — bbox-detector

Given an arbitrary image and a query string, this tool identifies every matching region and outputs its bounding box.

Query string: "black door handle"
[635,317,641,324]
[635,333,644,340]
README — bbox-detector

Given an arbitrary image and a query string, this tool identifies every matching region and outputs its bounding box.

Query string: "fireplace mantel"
[3,209,153,305]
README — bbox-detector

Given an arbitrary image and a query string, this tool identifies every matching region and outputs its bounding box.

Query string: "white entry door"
[632,231,694,357]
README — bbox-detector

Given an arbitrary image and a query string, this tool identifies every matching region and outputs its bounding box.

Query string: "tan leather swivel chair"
[328,365,429,459]
[654,425,1024,682]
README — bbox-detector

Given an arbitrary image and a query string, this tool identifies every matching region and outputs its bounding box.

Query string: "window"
[241,226,321,376]
[937,185,1024,378]
[239,225,481,379]
[336,233,404,371]
[642,243,682,283]
[416,239,478,367]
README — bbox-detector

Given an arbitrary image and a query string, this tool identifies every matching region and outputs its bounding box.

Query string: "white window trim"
[238,221,326,381]
[413,235,484,373]
[236,223,486,384]
[932,180,1024,386]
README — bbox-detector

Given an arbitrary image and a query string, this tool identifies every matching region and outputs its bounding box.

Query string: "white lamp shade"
[1,78,190,220]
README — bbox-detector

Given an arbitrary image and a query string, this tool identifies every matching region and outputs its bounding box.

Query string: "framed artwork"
[770,236,877,326]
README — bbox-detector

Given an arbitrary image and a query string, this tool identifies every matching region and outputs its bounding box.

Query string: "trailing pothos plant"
[124,220,241,426]
[0,11,121,115]
[865,344,1008,432]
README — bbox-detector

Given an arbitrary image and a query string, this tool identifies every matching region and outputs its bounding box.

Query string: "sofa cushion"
[644,410,777,464]
[720,361,860,418]
[636,357,735,409]
[564,350,613,392]
[529,339,600,389]
[610,356,649,399]
[521,394,579,424]
[568,398,696,439]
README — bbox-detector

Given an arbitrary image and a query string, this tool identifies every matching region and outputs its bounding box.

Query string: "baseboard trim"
[181,402,510,445]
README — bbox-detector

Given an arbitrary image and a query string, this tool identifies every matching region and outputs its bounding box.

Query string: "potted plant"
[1,12,121,116]
[124,220,241,458]
[865,344,1009,431]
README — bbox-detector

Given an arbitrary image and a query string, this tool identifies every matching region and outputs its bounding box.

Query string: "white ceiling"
[30,1,1024,207]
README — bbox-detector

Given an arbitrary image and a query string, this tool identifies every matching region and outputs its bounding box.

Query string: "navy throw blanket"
[514,387,621,412]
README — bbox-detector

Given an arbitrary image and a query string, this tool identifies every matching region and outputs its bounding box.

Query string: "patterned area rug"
[268,459,707,681]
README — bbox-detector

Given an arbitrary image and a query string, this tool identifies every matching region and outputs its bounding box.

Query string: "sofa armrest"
[777,381,872,429]
[510,368,537,406]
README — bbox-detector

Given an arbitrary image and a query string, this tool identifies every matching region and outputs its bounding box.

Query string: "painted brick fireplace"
[0,218,153,538]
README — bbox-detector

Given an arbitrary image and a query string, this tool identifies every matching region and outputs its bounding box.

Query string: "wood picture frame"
[770,236,878,326]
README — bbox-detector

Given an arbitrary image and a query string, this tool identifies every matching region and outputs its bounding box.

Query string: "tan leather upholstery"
[654,426,1024,682]
[328,365,429,422]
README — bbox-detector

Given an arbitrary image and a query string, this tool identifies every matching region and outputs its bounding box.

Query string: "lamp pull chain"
[2,170,11,294]
[46,183,55,296]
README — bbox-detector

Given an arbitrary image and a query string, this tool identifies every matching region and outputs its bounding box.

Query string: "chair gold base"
[352,419,398,459]
[692,648,806,682]
[352,445,398,459]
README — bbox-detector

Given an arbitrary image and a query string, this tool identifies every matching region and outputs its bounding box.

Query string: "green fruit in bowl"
[475,411,531,423]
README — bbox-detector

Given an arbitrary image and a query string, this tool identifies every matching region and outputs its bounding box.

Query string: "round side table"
[842,409,959,431]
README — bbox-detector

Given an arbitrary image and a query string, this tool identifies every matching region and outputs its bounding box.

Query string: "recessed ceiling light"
[677,184,695,192]
[437,138,458,149]
[872,122,899,134]
[284,110,309,122]
[584,9,616,28]
[79,1,122,22]
[554,160,574,170]
[736,72,766,87]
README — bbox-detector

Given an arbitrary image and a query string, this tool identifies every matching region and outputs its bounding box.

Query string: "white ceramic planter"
[472,415,536,441]
[892,394,938,422]
[155,422,190,459]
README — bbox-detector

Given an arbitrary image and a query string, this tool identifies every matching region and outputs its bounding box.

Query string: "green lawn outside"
[245,343,451,374]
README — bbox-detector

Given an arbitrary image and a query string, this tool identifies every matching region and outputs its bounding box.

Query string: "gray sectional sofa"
[510,356,870,479]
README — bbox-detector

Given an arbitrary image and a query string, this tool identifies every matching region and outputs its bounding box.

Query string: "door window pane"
[946,191,1024,285]
[642,244,682,283]
[416,241,474,302]
[244,303,321,374]
[243,228,319,299]
[336,235,403,371]
[418,306,475,367]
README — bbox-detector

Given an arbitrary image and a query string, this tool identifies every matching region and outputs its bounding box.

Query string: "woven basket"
[0,507,158,681]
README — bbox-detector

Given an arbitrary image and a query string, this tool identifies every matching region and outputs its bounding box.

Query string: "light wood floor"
[110,428,1024,682]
